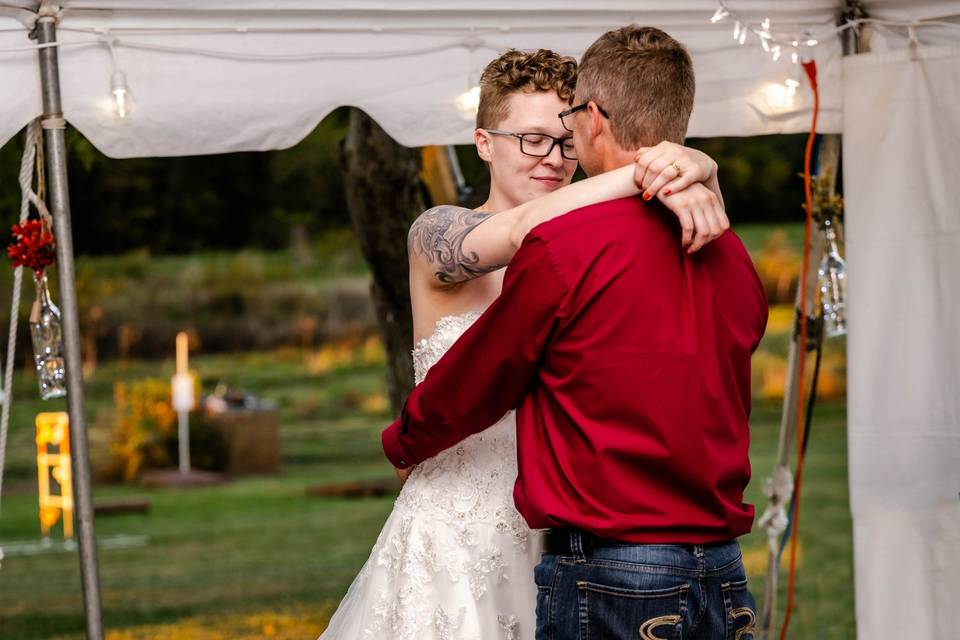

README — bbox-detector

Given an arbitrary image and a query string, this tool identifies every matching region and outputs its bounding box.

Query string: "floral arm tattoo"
[408,205,507,284]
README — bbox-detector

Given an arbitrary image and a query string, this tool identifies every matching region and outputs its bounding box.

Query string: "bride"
[319,48,727,639]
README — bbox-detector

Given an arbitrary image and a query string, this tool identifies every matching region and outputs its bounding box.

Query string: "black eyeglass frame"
[482,128,578,161]
[558,102,610,132]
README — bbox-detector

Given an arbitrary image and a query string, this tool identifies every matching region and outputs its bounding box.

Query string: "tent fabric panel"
[843,44,960,640]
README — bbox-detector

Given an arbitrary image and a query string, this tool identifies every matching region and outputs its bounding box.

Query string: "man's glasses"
[558,102,610,132]
[483,129,577,160]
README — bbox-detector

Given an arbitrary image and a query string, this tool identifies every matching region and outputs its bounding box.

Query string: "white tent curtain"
[843,44,960,640]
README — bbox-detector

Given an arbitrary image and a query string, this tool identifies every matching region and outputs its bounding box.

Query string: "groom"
[383,25,767,639]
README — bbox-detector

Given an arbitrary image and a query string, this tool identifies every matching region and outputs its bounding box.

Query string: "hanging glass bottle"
[30,272,67,400]
[817,217,847,337]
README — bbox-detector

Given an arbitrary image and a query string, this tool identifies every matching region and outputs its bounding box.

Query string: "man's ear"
[587,102,605,143]
[475,128,493,162]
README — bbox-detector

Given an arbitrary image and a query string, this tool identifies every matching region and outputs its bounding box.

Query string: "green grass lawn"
[0,347,852,639]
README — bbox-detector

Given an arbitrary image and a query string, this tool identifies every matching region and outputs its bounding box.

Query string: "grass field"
[0,351,852,639]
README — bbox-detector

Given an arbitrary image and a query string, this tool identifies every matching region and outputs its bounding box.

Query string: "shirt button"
[399,460,406,466]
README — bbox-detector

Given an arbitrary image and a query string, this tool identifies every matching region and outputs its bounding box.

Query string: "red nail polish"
[642,192,652,201]
[663,188,672,196]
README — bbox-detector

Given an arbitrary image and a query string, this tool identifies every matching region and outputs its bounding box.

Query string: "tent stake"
[35,16,105,640]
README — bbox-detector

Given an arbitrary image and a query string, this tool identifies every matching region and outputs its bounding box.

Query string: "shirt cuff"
[382,419,415,469]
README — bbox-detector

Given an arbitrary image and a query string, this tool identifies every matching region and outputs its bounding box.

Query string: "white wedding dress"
[319,311,543,640]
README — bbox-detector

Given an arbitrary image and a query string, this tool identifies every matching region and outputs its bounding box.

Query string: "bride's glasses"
[483,129,577,160]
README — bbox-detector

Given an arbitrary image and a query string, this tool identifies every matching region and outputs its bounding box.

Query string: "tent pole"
[35,16,105,640]
[757,139,834,640]
[758,4,866,637]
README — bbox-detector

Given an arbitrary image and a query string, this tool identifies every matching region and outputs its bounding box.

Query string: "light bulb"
[111,70,129,119]
[763,82,795,110]
[456,85,480,115]
[710,7,729,23]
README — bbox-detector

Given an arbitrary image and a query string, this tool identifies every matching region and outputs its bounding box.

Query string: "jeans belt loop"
[570,529,586,562]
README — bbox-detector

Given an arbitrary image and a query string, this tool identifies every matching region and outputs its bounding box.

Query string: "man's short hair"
[577,25,695,148]
[477,49,578,129]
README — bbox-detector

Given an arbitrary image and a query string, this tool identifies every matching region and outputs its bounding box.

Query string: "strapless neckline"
[411,309,484,385]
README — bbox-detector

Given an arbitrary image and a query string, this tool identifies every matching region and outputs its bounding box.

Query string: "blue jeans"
[534,531,757,640]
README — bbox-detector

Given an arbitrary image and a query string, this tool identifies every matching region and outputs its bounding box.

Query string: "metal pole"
[757,141,834,639]
[178,412,190,474]
[35,16,105,640]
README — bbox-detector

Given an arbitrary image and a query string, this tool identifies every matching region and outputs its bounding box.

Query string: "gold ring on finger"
[671,161,683,177]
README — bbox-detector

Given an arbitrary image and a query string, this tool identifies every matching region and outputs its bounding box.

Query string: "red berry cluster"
[8,219,56,277]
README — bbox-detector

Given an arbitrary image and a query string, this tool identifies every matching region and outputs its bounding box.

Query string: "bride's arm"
[407,164,640,286]
[408,147,726,287]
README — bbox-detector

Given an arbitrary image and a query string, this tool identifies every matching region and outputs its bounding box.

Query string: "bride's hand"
[395,466,413,483]
[633,142,729,253]
[633,141,718,201]
[657,183,727,254]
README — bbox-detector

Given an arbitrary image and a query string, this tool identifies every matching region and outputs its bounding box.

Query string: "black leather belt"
[543,527,623,555]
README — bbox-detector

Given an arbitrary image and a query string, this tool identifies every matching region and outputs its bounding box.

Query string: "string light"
[456,71,481,118]
[710,7,730,24]
[457,85,480,114]
[760,18,772,40]
[111,70,129,118]
[763,77,801,110]
[710,2,822,66]
[104,35,131,119]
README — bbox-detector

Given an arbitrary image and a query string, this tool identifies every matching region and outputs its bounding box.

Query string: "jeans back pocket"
[576,581,688,640]
[722,578,757,640]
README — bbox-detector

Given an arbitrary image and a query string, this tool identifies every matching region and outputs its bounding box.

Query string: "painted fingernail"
[663,188,672,196]
[642,191,652,201]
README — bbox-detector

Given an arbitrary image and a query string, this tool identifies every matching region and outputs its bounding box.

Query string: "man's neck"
[600,147,639,174]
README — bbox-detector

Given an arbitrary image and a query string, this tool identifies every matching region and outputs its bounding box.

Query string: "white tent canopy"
[0,0,952,157]
[1,2,959,640]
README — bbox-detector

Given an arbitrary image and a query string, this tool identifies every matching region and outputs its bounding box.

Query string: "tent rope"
[0,119,46,515]
[757,465,793,554]
[779,58,821,640]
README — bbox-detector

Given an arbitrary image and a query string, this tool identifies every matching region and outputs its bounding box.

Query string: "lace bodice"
[413,311,483,385]
[400,310,525,540]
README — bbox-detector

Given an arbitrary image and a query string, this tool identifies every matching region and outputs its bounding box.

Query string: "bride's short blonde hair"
[476,49,578,129]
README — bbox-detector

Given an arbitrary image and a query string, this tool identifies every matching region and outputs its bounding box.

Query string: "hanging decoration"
[812,181,847,337]
[7,200,66,401]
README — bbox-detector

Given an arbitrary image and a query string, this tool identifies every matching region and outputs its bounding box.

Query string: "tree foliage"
[0,118,813,257]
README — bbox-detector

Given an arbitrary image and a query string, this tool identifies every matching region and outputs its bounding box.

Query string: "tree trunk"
[341,108,424,414]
